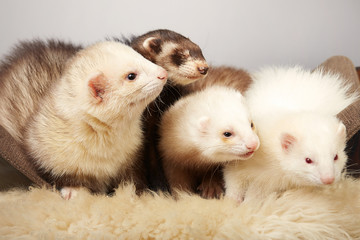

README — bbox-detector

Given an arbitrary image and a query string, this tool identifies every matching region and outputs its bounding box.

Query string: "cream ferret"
[0,40,167,199]
[158,86,260,198]
[224,66,359,202]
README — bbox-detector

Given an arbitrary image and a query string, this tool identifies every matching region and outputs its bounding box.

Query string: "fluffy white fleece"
[0,177,360,240]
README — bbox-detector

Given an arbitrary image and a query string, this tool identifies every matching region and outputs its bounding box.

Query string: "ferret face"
[277,114,347,186]
[154,42,208,85]
[134,30,209,86]
[97,50,168,108]
[195,89,260,163]
[62,41,167,119]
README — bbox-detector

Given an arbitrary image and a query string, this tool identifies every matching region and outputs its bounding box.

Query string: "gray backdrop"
[1,0,359,71]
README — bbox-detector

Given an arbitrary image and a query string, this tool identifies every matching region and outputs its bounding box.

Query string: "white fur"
[247,66,357,118]
[159,86,260,165]
[1,179,360,239]
[25,41,167,191]
[224,66,359,202]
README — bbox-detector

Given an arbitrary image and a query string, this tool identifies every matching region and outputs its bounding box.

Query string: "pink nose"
[157,68,168,81]
[321,176,335,185]
[246,141,259,151]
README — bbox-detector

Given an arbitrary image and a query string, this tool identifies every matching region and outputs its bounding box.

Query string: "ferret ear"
[143,37,162,54]
[198,116,210,133]
[280,133,297,152]
[88,73,107,103]
[336,122,346,140]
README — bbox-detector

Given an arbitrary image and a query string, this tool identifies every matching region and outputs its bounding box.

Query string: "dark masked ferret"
[158,86,260,198]
[119,29,210,192]
[0,40,167,199]
[123,29,209,85]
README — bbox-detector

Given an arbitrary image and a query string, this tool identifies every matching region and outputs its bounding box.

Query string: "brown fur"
[162,147,224,198]
[185,66,253,94]
[0,40,81,143]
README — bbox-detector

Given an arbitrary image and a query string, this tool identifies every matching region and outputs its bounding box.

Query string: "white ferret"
[0,40,167,199]
[158,86,260,198]
[224,66,359,202]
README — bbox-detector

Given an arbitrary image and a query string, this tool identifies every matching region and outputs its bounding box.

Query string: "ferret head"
[192,87,260,163]
[59,41,167,120]
[130,29,209,85]
[274,113,347,186]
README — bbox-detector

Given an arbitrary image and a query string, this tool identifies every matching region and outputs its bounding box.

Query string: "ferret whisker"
[346,163,360,168]
[153,99,164,115]
[155,94,166,106]
[201,144,242,152]
[208,164,221,184]
[144,104,152,116]
[345,170,360,175]
[164,83,181,99]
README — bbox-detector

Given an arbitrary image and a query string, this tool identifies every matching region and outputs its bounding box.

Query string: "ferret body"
[224,66,359,202]
[120,29,209,192]
[159,86,259,198]
[0,40,167,197]
[0,40,81,143]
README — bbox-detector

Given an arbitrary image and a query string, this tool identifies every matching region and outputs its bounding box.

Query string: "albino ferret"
[158,86,259,198]
[224,66,359,202]
[0,40,167,198]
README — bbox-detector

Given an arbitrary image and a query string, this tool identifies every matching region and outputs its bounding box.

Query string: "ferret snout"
[320,176,335,185]
[246,140,259,152]
[157,68,168,81]
[198,65,209,75]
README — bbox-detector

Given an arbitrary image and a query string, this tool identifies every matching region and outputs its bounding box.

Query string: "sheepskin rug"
[1,178,360,240]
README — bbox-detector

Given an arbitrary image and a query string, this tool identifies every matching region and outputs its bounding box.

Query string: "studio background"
[0,0,359,71]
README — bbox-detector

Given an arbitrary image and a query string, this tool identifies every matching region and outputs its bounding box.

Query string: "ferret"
[223,66,359,202]
[118,29,210,192]
[0,40,167,199]
[158,86,260,198]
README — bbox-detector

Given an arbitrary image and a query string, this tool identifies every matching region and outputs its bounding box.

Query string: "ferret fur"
[120,29,210,192]
[0,40,167,195]
[123,29,209,85]
[0,40,81,143]
[159,86,259,198]
[224,66,359,202]
[185,66,253,94]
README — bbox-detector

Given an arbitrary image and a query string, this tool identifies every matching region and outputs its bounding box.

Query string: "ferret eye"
[305,158,313,164]
[182,50,190,58]
[223,132,232,138]
[251,121,255,129]
[334,154,338,161]
[127,73,137,81]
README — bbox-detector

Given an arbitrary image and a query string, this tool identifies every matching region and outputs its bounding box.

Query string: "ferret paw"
[225,192,244,204]
[60,187,78,200]
[197,181,224,199]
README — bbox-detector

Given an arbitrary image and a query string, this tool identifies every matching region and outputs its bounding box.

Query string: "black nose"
[198,66,209,75]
